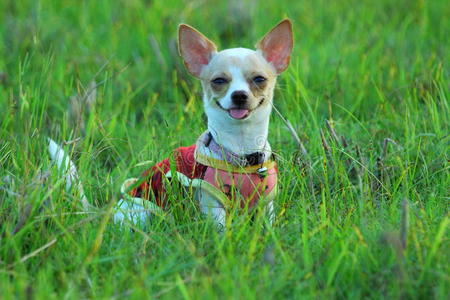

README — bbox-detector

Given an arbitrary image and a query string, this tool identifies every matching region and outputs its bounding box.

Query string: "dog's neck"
[207,120,271,156]
[201,105,272,160]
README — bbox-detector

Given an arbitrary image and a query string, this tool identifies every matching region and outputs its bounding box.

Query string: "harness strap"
[202,132,266,166]
[194,151,276,174]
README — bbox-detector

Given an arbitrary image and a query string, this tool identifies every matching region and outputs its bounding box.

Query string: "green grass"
[1,0,449,298]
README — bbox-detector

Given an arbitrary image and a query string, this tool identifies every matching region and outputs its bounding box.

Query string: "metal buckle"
[256,167,268,178]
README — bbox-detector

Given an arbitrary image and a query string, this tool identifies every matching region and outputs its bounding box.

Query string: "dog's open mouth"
[216,98,265,120]
[228,108,250,120]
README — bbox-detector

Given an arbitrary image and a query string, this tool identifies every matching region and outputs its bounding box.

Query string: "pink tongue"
[229,109,249,119]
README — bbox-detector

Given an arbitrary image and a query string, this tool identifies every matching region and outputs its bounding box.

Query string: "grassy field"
[1,0,449,298]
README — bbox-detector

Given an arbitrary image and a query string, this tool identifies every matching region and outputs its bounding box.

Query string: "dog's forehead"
[217,48,257,58]
[203,48,275,77]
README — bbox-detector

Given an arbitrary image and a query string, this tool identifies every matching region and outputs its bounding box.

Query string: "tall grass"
[1,0,448,298]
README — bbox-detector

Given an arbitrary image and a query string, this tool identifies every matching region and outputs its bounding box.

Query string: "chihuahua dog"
[49,19,293,228]
[113,19,293,227]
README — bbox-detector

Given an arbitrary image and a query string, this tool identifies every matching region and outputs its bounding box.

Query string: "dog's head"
[178,20,293,123]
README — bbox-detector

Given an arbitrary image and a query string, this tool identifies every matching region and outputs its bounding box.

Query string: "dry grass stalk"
[278,117,401,203]
[11,203,32,235]
[69,80,98,134]
[325,120,341,147]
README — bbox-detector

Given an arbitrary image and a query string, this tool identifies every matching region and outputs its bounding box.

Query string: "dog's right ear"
[178,24,217,77]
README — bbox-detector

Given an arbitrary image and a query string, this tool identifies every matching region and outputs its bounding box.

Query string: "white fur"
[220,65,252,109]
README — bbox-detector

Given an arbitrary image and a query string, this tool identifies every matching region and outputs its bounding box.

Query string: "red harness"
[130,144,277,210]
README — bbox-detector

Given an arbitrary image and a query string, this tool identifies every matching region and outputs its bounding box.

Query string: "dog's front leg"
[198,192,226,228]
[114,198,151,226]
[265,200,275,226]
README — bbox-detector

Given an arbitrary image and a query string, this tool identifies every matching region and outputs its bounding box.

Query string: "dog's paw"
[113,198,151,227]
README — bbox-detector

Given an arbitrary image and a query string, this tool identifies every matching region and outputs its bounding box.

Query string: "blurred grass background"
[0,0,449,298]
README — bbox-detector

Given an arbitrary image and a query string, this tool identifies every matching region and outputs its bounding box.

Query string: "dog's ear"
[256,19,293,74]
[178,24,217,77]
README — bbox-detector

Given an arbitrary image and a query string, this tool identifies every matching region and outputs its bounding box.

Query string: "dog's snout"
[231,90,249,106]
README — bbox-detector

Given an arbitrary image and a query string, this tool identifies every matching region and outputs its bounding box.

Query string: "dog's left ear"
[256,19,293,74]
[178,24,217,77]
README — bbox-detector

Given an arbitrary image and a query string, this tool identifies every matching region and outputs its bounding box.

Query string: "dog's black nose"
[231,90,249,106]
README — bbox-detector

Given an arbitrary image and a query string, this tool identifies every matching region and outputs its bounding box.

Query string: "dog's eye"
[253,76,266,84]
[211,78,228,85]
